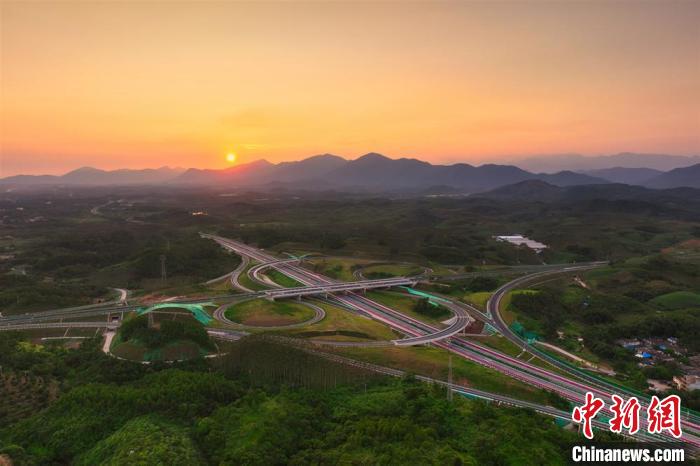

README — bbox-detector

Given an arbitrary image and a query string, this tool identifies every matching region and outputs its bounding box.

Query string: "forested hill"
[0,335,590,465]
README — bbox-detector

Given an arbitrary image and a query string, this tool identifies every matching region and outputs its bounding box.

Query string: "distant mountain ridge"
[3,153,700,192]
[0,166,185,185]
[513,152,700,173]
[643,163,700,189]
[174,152,608,192]
[476,179,700,203]
[580,167,663,185]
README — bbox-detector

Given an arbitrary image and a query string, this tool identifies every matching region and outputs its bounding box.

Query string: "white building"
[494,234,547,253]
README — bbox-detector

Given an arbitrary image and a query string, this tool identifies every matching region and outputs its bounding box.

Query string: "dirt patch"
[662,238,700,253]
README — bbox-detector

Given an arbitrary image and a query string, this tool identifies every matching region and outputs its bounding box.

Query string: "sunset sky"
[1,1,699,176]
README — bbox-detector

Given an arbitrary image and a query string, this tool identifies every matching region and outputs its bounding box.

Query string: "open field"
[266,269,303,288]
[225,299,316,327]
[366,290,451,326]
[463,291,492,310]
[285,301,398,341]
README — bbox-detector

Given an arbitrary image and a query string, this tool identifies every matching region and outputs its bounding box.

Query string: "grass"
[463,291,491,310]
[225,299,316,326]
[472,335,576,375]
[206,278,236,292]
[362,263,423,278]
[649,291,700,310]
[236,263,269,291]
[266,269,303,288]
[285,301,398,341]
[366,290,451,326]
[306,257,371,281]
[331,345,552,404]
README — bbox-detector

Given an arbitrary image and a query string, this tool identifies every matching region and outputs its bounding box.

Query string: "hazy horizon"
[1,1,699,176]
[2,151,700,178]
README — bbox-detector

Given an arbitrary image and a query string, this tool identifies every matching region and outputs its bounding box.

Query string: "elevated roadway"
[261,277,417,300]
[204,234,700,446]
[0,321,119,331]
[249,258,301,288]
[203,234,472,345]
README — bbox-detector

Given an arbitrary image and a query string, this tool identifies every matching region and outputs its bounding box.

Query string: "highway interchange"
[1,232,699,448]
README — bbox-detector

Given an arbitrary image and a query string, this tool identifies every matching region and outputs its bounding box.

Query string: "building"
[494,235,548,253]
[673,375,700,392]
[647,379,671,393]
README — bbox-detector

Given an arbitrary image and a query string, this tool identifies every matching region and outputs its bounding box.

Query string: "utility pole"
[160,254,167,284]
[447,355,453,402]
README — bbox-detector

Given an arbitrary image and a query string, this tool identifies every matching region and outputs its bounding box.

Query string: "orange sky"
[1,1,699,176]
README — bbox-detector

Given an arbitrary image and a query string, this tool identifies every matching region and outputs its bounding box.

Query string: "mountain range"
[2,153,699,192]
[511,152,700,173]
[476,179,700,204]
[0,166,185,186]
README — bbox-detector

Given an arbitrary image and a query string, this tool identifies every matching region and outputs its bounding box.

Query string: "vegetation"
[3,186,700,462]
[287,301,398,342]
[75,416,205,466]
[362,263,422,279]
[225,299,316,327]
[265,269,303,288]
[119,315,211,349]
[112,315,213,361]
[413,298,451,320]
[367,291,450,325]
[649,291,700,310]
[0,333,584,466]
[332,344,554,404]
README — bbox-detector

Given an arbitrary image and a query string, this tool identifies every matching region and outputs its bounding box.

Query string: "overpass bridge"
[392,300,473,346]
[0,276,418,327]
[249,258,302,287]
[261,277,417,300]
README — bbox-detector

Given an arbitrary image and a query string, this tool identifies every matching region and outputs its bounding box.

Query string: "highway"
[204,234,700,447]
[484,263,700,432]
[0,277,411,326]
[265,335,660,443]
[260,277,417,300]
[203,234,473,346]
[0,321,119,331]
[248,258,301,287]
[2,232,698,445]
[392,299,471,346]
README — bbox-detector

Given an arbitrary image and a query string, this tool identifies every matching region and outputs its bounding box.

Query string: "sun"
[226,153,237,163]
